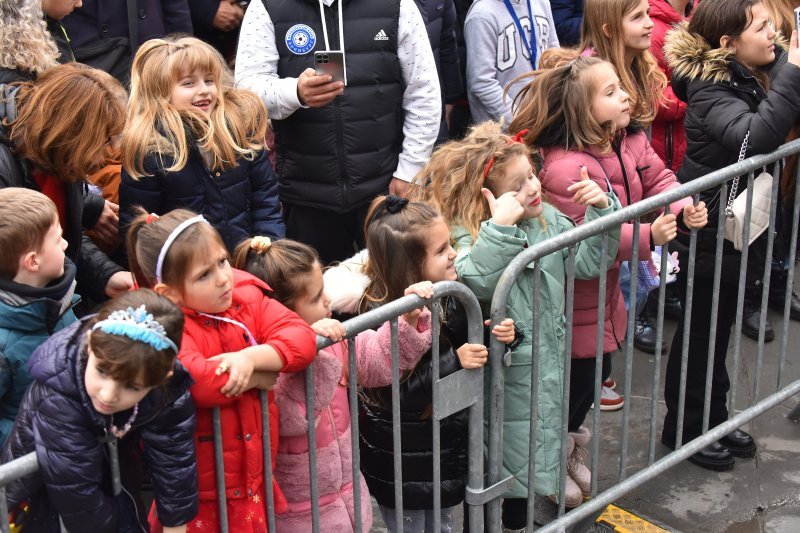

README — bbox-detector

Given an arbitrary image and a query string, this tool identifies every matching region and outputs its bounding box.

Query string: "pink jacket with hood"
[538,129,691,357]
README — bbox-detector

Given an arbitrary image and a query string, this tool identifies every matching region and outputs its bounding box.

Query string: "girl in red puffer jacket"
[126,208,317,533]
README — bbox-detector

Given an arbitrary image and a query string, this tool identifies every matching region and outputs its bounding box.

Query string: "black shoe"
[647,287,683,321]
[741,303,775,342]
[719,428,756,458]
[633,311,667,354]
[769,291,800,321]
[661,435,735,471]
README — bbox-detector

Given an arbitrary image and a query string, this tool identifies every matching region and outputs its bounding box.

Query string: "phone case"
[314,51,346,85]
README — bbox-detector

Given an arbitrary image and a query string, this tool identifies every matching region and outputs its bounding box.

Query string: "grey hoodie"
[465,0,559,127]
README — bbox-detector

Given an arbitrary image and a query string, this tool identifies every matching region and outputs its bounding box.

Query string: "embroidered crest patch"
[285,24,316,55]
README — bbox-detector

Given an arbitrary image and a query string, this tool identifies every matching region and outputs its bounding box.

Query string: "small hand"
[209,352,255,397]
[251,371,279,391]
[651,212,678,245]
[297,68,344,107]
[487,318,515,344]
[388,177,413,197]
[788,31,800,67]
[566,166,609,208]
[105,271,134,297]
[682,201,708,229]
[456,343,489,369]
[481,188,524,226]
[401,281,433,328]
[91,200,120,250]
[312,318,346,341]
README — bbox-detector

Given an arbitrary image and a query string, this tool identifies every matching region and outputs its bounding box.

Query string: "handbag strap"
[725,131,750,216]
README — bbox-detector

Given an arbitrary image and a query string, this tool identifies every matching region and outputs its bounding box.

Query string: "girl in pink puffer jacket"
[232,238,433,532]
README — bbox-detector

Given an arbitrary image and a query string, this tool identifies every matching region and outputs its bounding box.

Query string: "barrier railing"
[487,137,800,531]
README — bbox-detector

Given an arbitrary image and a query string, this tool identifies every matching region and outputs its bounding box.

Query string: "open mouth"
[193,99,212,109]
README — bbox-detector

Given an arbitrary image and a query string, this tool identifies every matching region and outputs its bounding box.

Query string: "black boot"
[742,298,774,342]
[634,309,667,354]
[647,287,682,321]
[769,289,800,321]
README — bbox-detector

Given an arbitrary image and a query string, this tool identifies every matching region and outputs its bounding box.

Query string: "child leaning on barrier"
[509,56,709,505]
[231,237,435,532]
[322,196,515,533]
[415,120,620,526]
[2,289,197,533]
[125,208,317,533]
[0,188,77,448]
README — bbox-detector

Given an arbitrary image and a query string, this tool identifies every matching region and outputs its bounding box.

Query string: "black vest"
[265,0,404,212]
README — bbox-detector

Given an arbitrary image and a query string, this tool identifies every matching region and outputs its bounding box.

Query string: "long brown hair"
[359,195,441,313]
[540,0,667,126]
[412,121,534,240]
[123,36,268,178]
[7,63,126,181]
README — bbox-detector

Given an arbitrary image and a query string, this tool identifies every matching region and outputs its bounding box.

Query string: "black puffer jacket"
[0,85,122,302]
[1,319,198,533]
[665,23,800,284]
[119,143,284,255]
[359,297,469,510]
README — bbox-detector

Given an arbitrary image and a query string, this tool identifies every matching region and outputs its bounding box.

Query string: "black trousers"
[568,354,612,432]
[283,202,370,266]
[662,268,739,444]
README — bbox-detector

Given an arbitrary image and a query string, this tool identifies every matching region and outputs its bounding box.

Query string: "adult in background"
[190,0,246,63]
[0,63,133,305]
[235,0,441,265]
[550,0,583,46]
[0,0,61,84]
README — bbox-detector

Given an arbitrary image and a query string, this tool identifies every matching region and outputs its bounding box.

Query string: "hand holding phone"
[297,68,344,108]
[314,51,347,85]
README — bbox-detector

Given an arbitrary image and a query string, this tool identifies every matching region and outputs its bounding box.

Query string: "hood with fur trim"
[665,21,787,102]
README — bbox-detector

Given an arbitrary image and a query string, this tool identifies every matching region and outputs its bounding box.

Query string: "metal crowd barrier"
[487,137,800,531]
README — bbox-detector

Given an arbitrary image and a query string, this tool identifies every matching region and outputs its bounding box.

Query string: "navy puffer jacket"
[120,144,284,254]
[1,320,198,532]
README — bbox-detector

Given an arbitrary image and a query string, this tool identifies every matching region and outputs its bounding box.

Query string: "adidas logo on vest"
[374,29,389,41]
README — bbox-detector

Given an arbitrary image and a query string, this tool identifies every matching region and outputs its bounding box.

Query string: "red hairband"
[146,213,160,224]
[482,129,529,181]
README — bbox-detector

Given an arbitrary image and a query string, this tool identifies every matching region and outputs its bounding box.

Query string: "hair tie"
[92,304,178,353]
[385,195,409,214]
[250,236,272,253]
[482,129,530,182]
[155,215,209,283]
[146,213,159,224]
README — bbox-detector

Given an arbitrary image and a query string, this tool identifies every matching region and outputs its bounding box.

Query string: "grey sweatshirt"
[465,0,559,127]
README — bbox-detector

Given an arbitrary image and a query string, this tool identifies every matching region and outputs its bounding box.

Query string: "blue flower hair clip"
[92,305,178,353]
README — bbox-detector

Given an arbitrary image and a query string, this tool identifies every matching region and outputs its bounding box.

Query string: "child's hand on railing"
[567,166,610,208]
[482,188,524,226]
[487,318,515,344]
[401,281,434,329]
[312,318,346,342]
[683,201,708,229]
[209,351,256,397]
[456,343,489,369]
[651,212,678,245]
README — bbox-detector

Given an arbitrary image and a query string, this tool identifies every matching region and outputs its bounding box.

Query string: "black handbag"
[71,0,139,86]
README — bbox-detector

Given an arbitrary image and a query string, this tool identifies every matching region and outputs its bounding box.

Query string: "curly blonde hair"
[411,121,534,240]
[0,0,59,77]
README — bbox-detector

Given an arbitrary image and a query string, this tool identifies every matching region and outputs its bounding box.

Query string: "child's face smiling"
[422,217,457,282]
[494,155,544,220]
[85,346,153,415]
[170,69,218,115]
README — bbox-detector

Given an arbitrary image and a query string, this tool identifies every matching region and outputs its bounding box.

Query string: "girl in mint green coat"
[416,121,620,529]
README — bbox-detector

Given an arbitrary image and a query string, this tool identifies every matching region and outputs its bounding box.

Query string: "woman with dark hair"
[662,0,800,470]
[0,62,132,304]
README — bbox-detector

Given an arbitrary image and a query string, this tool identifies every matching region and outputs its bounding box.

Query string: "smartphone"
[795,6,800,43]
[314,50,347,85]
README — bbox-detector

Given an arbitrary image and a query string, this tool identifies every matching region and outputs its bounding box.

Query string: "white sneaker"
[590,386,625,411]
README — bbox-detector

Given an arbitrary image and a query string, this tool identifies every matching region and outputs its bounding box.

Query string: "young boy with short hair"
[0,188,78,446]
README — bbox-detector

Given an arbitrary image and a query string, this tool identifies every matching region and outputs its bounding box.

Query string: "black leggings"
[568,354,612,432]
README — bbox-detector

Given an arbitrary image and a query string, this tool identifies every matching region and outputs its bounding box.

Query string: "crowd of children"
[0,0,797,530]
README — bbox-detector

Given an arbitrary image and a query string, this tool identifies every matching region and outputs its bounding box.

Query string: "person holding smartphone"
[235,0,441,266]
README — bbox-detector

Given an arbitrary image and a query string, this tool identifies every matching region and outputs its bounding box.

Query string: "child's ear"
[154,283,183,306]
[720,35,734,51]
[602,23,612,39]
[19,250,39,274]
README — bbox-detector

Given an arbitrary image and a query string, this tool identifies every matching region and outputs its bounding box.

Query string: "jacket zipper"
[666,122,673,170]
[330,4,349,211]
[612,142,632,206]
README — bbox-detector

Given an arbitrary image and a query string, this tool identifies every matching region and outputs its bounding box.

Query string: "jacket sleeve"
[542,156,651,262]
[465,14,513,125]
[189,0,220,35]
[139,385,199,527]
[353,308,433,388]
[255,297,317,373]
[693,62,800,155]
[635,138,692,218]
[550,0,583,47]
[556,200,621,280]
[177,332,243,408]
[454,221,529,304]
[248,149,285,240]
[34,395,117,533]
[440,0,464,102]
[75,235,123,301]
[0,353,11,446]
[162,0,193,34]
[81,190,105,231]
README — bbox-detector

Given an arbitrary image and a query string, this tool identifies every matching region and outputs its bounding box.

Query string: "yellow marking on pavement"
[596,504,671,532]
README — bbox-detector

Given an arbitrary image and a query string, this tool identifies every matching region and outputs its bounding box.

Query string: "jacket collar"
[0,260,79,332]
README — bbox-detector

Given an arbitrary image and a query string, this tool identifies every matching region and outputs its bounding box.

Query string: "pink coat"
[538,130,691,357]
[272,310,432,532]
